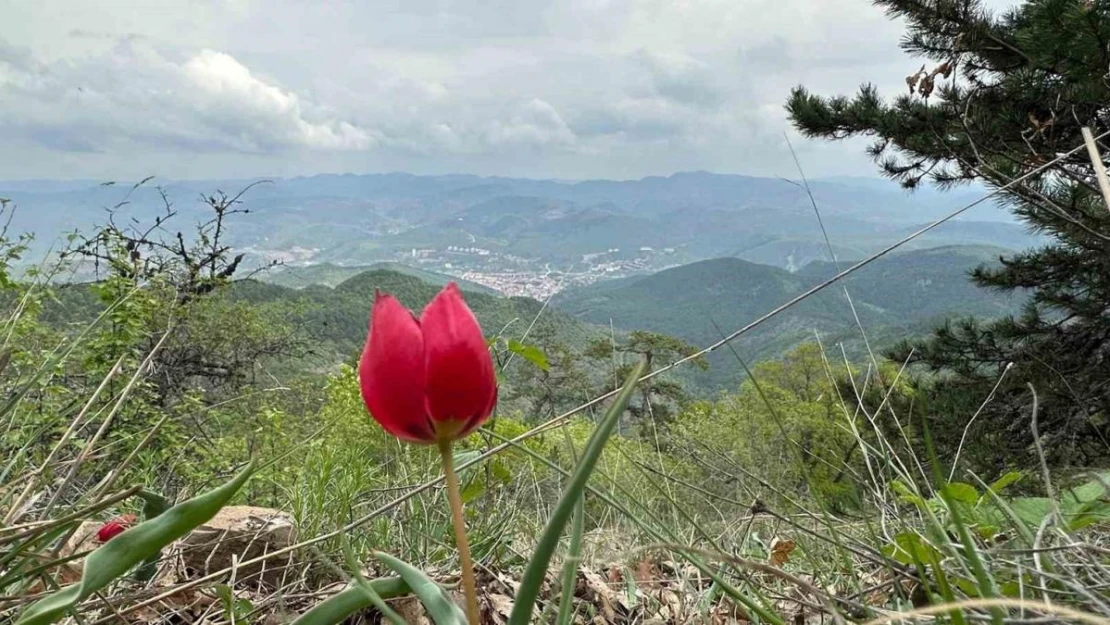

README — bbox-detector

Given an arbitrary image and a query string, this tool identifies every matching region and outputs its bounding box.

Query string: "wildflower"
[358,282,496,624]
[96,514,137,542]
[358,283,497,444]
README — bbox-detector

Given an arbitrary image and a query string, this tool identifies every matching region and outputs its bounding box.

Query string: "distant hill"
[725,218,1040,271]
[259,262,495,293]
[553,246,1026,389]
[795,245,1019,320]
[231,268,600,371]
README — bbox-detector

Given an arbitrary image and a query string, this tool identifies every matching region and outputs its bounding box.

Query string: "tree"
[501,324,594,422]
[586,330,707,440]
[47,184,307,483]
[66,183,300,405]
[786,0,1110,471]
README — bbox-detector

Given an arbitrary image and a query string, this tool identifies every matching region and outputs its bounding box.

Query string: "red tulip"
[359,283,498,444]
[96,514,137,542]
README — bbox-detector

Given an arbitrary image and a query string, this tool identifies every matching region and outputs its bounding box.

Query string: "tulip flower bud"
[95,514,137,542]
[358,283,498,444]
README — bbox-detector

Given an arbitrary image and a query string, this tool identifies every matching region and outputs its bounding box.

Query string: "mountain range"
[0,171,1038,272]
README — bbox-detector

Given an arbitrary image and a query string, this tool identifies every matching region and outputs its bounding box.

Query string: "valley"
[3,171,1040,301]
[4,170,1035,394]
[248,245,1022,393]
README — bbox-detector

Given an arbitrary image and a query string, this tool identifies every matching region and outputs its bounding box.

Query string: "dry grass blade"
[0,486,142,545]
[633,542,855,623]
[860,598,1110,625]
[1081,127,1110,213]
[43,331,171,516]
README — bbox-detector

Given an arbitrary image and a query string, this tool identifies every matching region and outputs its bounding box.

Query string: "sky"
[0,0,1017,181]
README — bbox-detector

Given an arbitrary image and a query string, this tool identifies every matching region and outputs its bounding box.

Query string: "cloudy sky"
[0,0,1016,181]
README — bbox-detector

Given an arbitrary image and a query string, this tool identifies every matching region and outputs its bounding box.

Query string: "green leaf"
[952,578,981,598]
[215,584,233,609]
[460,481,485,504]
[882,531,941,567]
[1064,478,1110,529]
[891,479,927,508]
[1067,474,1108,504]
[975,525,1001,541]
[452,449,482,480]
[509,359,646,625]
[974,477,1036,546]
[134,489,174,582]
[986,472,1023,495]
[1066,513,1105,531]
[507,339,549,371]
[341,532,406,625]
[16,462,255,625]
[938,480,1003,625]
[138,490,173,518]
[1009,497,1053,527]
[235,597,252,618]
[374,551,467,625]
[215,584,254,622]
[291,578,410,625]
[942,482,980,505]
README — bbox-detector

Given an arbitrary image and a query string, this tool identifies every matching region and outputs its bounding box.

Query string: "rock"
[60,520,103,559]
[394,597,431,624]
[179,506,295,587]
[484,593,514,624]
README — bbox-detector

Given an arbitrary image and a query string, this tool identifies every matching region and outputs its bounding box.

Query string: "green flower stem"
[438,439,481,625]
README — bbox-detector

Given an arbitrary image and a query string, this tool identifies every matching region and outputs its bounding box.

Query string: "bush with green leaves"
[675,343,880,509]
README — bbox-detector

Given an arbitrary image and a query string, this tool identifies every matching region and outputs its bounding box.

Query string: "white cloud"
[635,50,726,109]
[0,0,1025,180]
[0,41,375,154]
[182,50,375,150]
[484,98,577,148]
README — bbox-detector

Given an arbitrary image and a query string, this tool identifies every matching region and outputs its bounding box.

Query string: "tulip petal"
[457,384,498,439]
[96,520,127,543]
[420,283,497,434]
[359,293,435,443]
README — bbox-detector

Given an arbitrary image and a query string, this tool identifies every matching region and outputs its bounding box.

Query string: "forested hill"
[39,246,1024,393]
[242,246,1021,383]
[257,262,497,293]
[35,267,599,379]
[554,246,1025,389]
[229,269,600,368]
[794,245,1020,320]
